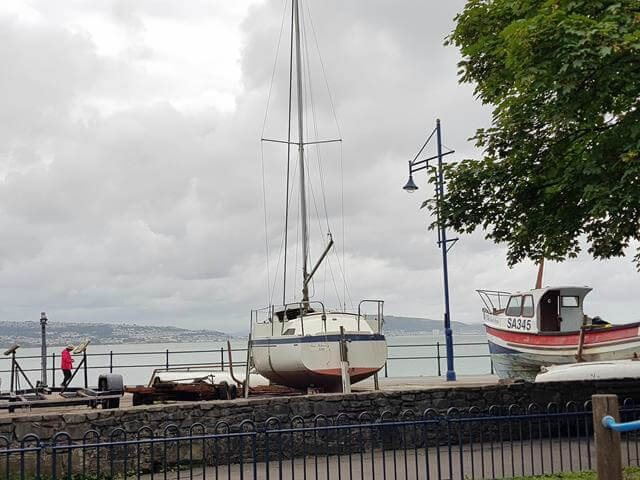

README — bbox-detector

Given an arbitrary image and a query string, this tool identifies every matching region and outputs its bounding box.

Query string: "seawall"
[3,379,640,442]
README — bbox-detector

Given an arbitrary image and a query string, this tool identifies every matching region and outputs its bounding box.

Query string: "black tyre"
[229,384,238,400]
[104,397,120,409]
[218,381,230,400]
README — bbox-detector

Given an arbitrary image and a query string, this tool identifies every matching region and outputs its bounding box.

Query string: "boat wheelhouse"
[479,287,640,380]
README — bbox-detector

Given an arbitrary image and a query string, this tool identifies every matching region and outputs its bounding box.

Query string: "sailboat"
[247,0,387,392]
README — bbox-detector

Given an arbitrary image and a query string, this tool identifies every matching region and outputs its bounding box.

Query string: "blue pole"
[436,119,456,381]
[602,415,640,432]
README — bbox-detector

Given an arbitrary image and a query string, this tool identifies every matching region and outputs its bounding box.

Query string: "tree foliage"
[439,0,640,267]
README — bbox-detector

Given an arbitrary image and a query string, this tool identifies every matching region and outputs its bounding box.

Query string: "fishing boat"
[247,0,387,392]
[479,264,640,381]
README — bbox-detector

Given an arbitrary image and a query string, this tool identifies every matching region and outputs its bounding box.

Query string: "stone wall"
[3,379,640,442]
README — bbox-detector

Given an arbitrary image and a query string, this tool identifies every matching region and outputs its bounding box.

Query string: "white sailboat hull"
[251,312,387,390]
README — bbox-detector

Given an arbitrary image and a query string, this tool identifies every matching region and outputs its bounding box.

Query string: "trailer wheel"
[229,384,238,400]
[104,397,120,409]
[218,381,230,400]
[132,393,143,406]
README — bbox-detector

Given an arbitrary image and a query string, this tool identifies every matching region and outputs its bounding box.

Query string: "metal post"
[436,341,442,377]
[593,394,623,479]
[109,351,113,373]
[436,119,456,382]
[165,349,169,371]
[10,351,16,393]
[293,0,310,304]
[83,351,88,388]
[40,312,48,387]
[339,326,351,394]
[384,362,388,378]
[244,334,252,399]
[52,352,56,386]
[220,347,224,370]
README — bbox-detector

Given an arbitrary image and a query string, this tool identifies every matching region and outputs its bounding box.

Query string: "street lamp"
[403,118,457,381]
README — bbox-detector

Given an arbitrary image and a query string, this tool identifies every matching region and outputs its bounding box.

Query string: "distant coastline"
[0,315,484,348]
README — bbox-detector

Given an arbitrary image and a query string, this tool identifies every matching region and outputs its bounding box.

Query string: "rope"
[305,0,342,139]
[261,0,290,138]
[303,2,351,309]
[260,0,290,306]
[260,143,272,305]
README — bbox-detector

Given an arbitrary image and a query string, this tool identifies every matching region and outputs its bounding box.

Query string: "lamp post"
[403,118,457,381]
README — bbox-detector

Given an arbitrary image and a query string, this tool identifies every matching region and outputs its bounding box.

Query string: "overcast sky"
[0,0,637,333]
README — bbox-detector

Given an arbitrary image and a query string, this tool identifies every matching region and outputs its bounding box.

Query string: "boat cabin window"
[283,328,296,335]
[275,306,315,322]
[561,296,579,308]
[522,295,534,317]
[505,296,522,316]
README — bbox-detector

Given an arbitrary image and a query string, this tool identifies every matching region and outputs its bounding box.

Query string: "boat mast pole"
[282,0,295,306]
[293,0,310,304]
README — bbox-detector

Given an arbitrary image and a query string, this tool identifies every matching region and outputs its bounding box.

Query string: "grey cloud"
[0,0,636,334]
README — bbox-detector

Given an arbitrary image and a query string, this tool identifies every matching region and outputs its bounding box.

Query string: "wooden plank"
[593,394,623,480]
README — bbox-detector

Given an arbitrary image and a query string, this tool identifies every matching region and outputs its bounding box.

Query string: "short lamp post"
[403,118,457,381]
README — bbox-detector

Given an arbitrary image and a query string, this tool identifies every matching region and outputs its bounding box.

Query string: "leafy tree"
[438,0,640,267]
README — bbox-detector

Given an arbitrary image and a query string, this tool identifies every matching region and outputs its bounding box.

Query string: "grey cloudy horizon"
[0,0,637,334]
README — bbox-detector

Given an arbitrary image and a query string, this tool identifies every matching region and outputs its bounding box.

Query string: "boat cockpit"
[479,286,594,333]
[251,300,385,336]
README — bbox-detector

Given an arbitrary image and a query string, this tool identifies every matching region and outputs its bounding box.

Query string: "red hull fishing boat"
[479,264,640,380]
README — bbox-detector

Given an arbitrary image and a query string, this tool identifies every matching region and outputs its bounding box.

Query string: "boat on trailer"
[250,302,386,391]
[247,0,387,392]
[479,285,640,381]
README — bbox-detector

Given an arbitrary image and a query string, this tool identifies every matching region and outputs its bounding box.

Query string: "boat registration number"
[506,317,532,331]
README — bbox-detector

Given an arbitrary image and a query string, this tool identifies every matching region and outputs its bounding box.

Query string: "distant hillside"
[0,315,484,348]
[383,316,484,336]
[0,321,230,348]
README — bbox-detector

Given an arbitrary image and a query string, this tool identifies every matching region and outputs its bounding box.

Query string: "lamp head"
[403,174,418,193]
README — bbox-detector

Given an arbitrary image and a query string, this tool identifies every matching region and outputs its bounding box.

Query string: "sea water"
[0,334,491,390]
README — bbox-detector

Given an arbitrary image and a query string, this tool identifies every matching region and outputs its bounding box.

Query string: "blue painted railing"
[602,415,640,432]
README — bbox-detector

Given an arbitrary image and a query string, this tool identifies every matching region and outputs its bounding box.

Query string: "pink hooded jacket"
[61,349,73,370]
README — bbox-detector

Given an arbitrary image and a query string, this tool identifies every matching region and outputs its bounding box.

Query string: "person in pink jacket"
[61,345,74,386]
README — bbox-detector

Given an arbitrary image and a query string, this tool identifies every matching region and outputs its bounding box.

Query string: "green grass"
[506,466,640,479]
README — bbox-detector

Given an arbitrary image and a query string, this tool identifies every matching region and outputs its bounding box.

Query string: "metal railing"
[0,340,494,388]
[3,398,640,479]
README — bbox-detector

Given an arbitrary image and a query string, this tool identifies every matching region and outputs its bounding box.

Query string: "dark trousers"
[62,369,72,386]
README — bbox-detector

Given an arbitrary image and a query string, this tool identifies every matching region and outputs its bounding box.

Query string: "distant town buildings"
[0,320,230,347]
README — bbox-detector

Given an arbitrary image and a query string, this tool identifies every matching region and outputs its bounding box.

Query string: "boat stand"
[339,327,352,394]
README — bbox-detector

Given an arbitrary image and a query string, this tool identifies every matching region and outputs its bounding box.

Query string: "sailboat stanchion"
[339,327,351,394]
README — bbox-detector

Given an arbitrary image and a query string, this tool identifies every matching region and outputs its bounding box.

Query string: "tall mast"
[293,0,310,304]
